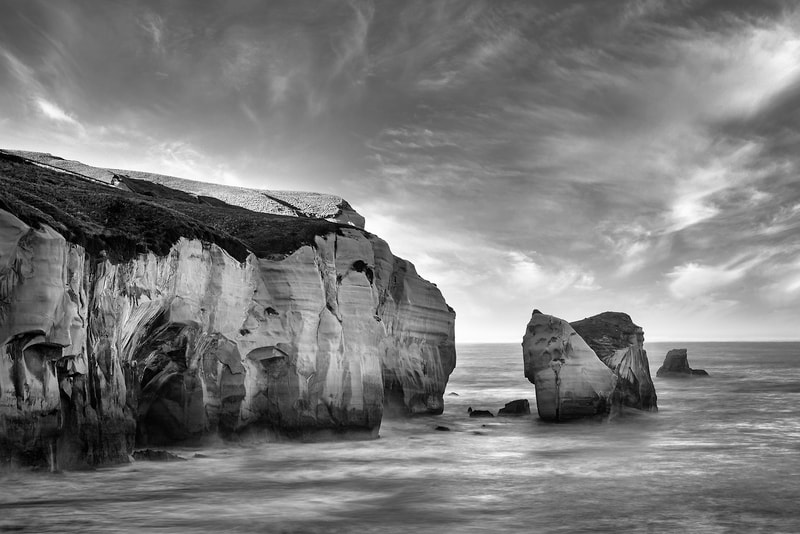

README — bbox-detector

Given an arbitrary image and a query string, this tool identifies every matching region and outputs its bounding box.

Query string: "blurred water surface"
[1,342,799,533]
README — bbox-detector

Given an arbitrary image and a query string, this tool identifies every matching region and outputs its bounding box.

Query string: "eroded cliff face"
[522,311,617,420]
[571,312,657,412]
[0,208,455,469]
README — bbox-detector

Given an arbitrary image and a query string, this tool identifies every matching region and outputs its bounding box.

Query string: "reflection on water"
[1,343,799,533]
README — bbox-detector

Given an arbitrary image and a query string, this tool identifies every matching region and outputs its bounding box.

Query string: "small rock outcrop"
[522,311,617,421]
[571,312,657,411]
[467,407,494,418]
[497,399,530,416]
[656,349,708,377]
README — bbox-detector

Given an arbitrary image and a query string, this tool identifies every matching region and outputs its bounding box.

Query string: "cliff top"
[3,149,364,227]
[0,153,347,262]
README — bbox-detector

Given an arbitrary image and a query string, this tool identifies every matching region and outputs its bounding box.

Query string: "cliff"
[0,153,455,469]
[571,312,657,411]
[522,311,617,420]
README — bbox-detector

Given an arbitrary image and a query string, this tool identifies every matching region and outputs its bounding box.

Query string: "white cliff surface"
[0,166,453,469]
[522,311,617,421]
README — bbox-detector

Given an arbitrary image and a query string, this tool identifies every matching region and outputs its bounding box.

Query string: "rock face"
[571,312,657,411]
[0,155,455,469]
[522,311,617,420]
[656,349,708,377]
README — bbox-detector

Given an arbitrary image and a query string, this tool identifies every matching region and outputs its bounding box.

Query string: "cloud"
[665,252,772,300]
[138,11,165,55]
[35,97,80,125]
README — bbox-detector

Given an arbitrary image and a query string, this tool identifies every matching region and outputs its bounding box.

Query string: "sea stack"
[522,311,617,420]
[571,312,657,411]
[0,152,456,469]
[656,349,708,377]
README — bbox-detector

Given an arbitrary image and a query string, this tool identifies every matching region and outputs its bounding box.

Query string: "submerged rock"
[522,311,617,421]
[132,449,186,462]
[0,154,456,469]
[571,312,657,411]
[656,349,708,377]
[497,399,531,416]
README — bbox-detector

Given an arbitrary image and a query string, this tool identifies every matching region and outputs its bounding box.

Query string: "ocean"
[1,342,799,533]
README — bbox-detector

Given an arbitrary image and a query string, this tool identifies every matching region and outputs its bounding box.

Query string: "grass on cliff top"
[0,155,345,262]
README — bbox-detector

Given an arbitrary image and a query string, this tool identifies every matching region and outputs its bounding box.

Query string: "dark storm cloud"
[2,0,799,340]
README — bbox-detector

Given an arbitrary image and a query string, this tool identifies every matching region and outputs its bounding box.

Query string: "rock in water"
[656,349,708,377]
[132,449,186,462]
[571,312,657,411]
[0,154,456,469]
[497,399,531,416]
[467,407,494,418]
[522,311,617,420]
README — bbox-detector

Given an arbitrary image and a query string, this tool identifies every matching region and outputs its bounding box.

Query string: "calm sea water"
[2,342,799,533]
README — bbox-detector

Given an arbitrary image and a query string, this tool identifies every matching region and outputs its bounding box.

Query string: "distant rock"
[435,425,451,431]
[132,449,186,462]
[522,311,617,421]
[468,407,494,418]
[571,312,657,412]
[656,349,708,377]
[497,399,531,416]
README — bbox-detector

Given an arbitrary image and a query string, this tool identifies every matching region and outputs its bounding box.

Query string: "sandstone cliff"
[0,154,455,469]
[571,312,657,411]
[522,311,617,420]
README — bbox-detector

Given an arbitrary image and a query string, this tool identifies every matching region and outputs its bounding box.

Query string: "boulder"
[571,312,657,411]
[497,399,531,416]
[656,349,708,377]
[467,407,494,418]
[522,311,617,420]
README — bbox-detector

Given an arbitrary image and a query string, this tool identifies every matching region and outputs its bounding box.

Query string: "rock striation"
[522,311,617,420]
[0,154,455,469]
[571,312,657,411]
[656,349,708,377]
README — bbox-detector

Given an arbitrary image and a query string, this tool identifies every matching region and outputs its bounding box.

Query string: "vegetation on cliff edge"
[0,155,345,262]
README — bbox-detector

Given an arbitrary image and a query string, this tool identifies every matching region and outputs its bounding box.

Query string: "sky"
[1,0,800,342]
